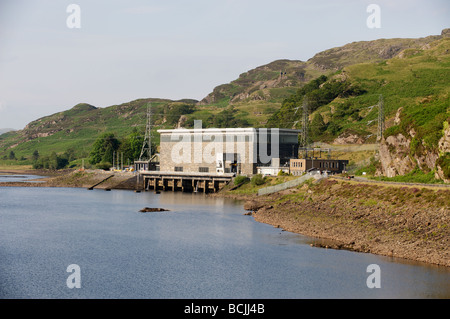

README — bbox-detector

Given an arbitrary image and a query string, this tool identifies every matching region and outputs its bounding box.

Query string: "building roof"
[157,127,301,134]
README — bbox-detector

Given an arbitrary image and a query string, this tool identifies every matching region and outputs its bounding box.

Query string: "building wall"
[158,128,300,175]
[290,159,348,175]
[159,129,258,175]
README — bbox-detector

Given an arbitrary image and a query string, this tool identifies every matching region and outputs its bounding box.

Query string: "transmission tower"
[139,103,152,161]
[377,94,384,142]
[301,97,309,149]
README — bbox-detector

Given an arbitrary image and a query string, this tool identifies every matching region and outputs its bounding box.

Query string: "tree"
[32,152,68,170]
[48,152,59,170]
[311,113,327,138]
[327,121,342,136]
[165,103,195,126]
[63,148,76,162]
[89,133,120,165]
[32,150,40,161]
[8,151,16,160]
[120,129,145,162]
[211,108,250,128]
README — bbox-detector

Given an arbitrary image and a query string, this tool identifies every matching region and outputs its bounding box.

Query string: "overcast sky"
[0,0,448,129]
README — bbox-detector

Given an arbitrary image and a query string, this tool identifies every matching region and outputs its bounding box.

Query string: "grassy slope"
[0,99,186,161]
[268,37,449,157]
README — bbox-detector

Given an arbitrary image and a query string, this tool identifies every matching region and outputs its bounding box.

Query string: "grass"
[224,175,298,195]
[369,168,444,184]
[0,164,33,170]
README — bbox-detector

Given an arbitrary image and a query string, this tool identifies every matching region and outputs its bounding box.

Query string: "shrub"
[277,170,289,176]
[234,175,249,185]
[96,162,112,170]
[251,174,266,186]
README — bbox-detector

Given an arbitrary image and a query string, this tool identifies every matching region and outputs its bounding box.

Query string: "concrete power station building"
[157,127,301,176]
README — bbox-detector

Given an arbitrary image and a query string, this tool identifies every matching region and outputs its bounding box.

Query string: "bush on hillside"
[251,174,266,186]
[234,175,250,185]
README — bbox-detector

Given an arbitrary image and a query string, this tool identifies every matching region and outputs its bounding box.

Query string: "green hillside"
[269,37,450,142]
[0,98,198,166]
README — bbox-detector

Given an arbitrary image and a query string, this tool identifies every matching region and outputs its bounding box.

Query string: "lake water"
[0,177,449,299]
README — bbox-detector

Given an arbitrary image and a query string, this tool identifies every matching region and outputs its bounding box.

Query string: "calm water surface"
[0,179,449,299]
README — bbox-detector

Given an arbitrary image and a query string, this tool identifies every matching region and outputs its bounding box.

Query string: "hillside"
[0,98,198,163]
[0,29,449,181]
[267,34,449,181]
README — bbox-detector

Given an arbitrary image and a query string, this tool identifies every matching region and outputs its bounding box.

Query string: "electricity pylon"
[301,97,309,148]
[377,95,384,142]
[139,103,152,161]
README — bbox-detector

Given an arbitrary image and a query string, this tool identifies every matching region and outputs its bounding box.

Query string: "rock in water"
[139,207,169,213]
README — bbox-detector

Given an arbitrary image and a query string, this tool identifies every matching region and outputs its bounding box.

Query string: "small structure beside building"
[134,154,159,172]
[289,158,348,176]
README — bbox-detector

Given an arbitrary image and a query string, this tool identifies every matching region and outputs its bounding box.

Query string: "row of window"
[174,167,210,172]
[319,162,338,169]
[290,161,340,169]
[291,161,304,168]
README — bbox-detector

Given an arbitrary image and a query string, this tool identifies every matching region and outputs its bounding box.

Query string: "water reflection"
[0,174,47,183]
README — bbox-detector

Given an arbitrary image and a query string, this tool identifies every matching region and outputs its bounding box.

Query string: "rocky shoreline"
[233,179,449,267]
[1,169,449,267]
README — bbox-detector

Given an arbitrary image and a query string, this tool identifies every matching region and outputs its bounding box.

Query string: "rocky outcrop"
[377,134,415,177]
[377,124,449,182]
[435,126,450,183]
[438,126,450,152]
[333,132,365,144]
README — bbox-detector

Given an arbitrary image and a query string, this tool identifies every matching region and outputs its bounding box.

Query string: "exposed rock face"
[394,107,403,125]
[333,133,365,145]
[377,125,449,182]
[438,126,450,153]
[176,115,187,129]
[378,134,415,177]
[435,126,450,183]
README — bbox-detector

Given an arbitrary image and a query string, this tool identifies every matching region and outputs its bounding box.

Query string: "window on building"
[199,167,209,173]
[174,166,183,172]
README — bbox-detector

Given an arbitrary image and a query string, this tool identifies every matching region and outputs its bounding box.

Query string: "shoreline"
[212,178,449,268]
[1,169,449,267]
